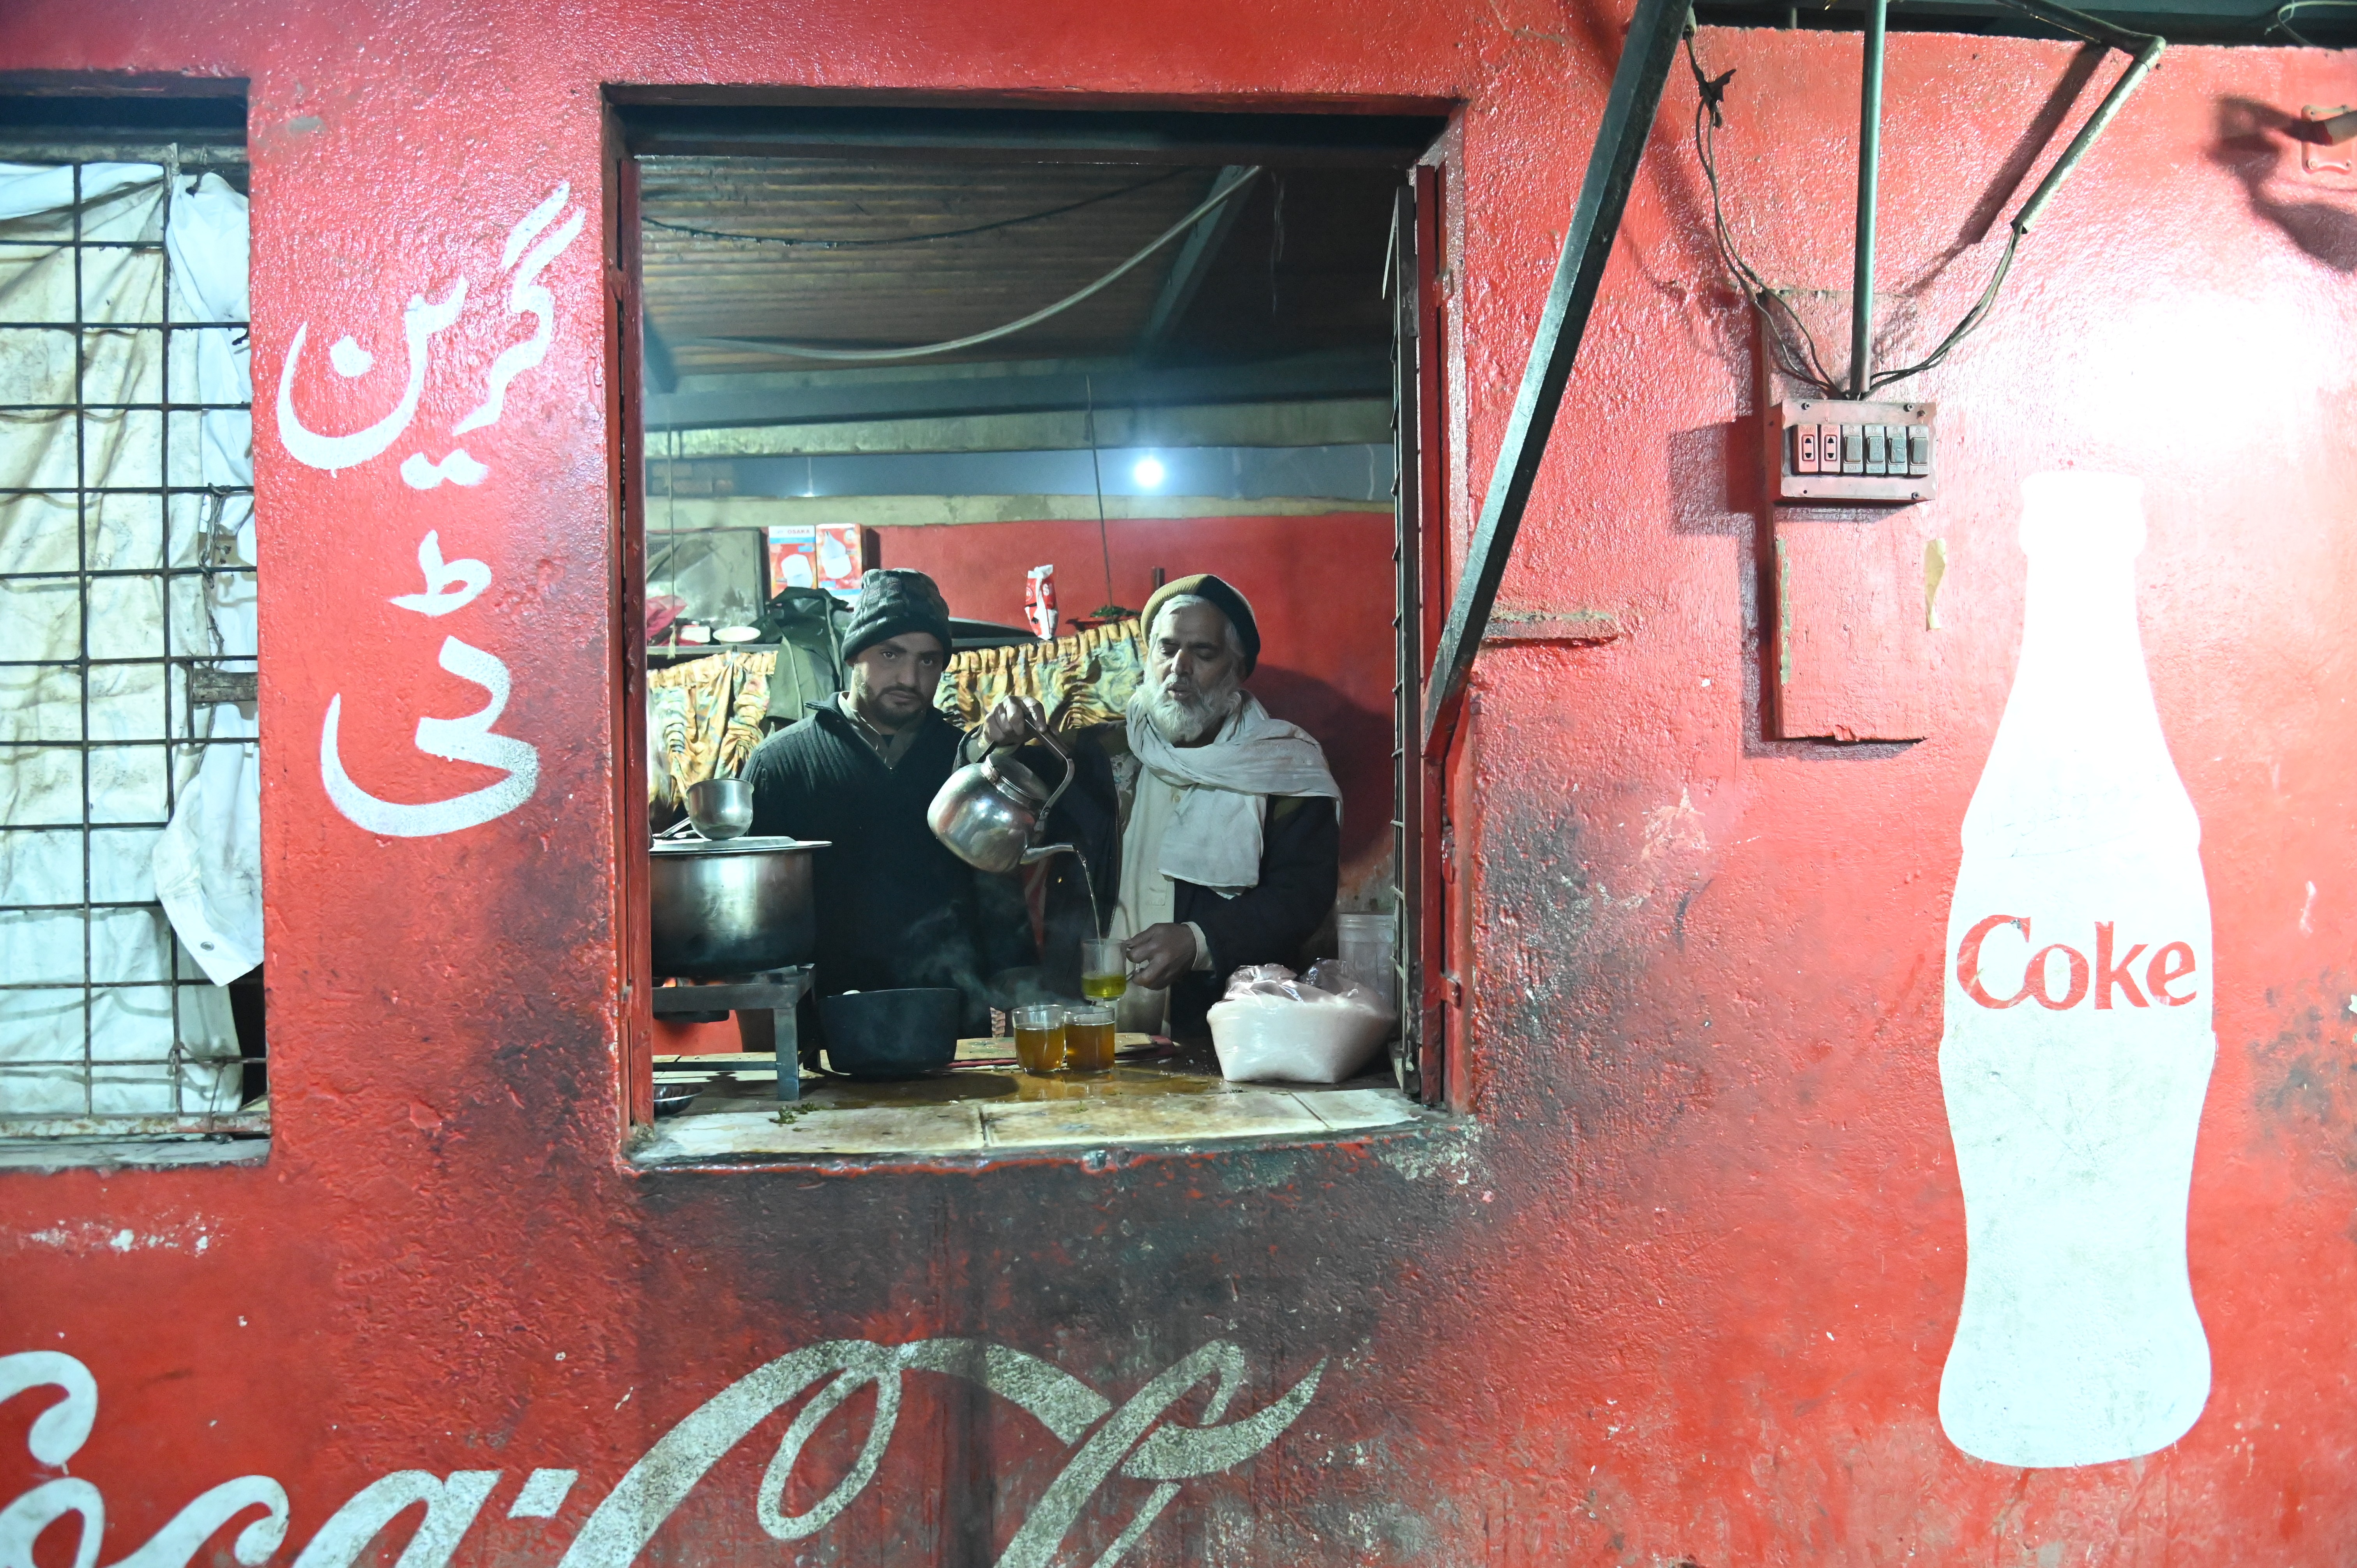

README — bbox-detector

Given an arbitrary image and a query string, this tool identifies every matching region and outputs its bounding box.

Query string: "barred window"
[0,122,263,1145]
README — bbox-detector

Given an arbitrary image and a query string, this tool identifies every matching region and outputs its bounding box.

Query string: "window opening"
[615,108,1447,1159]
[0,110,263,1144]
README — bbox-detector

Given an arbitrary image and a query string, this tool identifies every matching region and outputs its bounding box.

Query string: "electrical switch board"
[1769,399,1936,504]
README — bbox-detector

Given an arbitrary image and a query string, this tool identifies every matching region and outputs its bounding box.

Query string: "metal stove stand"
[651,966,815,1101]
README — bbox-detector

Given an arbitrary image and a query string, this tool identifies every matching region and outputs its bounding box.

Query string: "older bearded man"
[981,574,1341,1038]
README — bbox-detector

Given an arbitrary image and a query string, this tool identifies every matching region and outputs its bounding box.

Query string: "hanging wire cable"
[1868,0,2165,394]
[1685,16,2148,399]
[2266,0,2357,43]
[1083,375,1127,620]
[1685,26,1845,398]
[684,167,1264,364]
[1860,229,2022,393]
[1267,172,1287,317]
[641,167,1192,250]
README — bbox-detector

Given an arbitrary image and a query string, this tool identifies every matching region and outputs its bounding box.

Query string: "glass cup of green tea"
[1081,937,1129,1001]
[1013,1003,1067,1075]
[1063,1004,1117,1075]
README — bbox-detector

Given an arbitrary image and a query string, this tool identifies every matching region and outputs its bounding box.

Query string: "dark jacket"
[742,704,1031,1025]
[1028,723,1339,1038]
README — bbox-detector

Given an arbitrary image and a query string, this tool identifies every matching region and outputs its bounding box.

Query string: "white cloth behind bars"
[152,173,259,991]
[0,163,254,1115]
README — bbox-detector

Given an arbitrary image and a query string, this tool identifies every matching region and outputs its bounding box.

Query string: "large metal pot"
[649,835,826,978]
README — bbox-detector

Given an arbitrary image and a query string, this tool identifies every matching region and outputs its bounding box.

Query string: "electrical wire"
[1268,172,1286,317]
[1862,228,2021,393]
[1686,26,1844,399]
[1685,25,2029,399]
[2266,0,2357,42]
[682,166,1263,364]
[641,167,1192,250]
[1084,374,1124,620]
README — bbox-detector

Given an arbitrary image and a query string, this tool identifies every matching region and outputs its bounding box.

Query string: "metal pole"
[1849,0,1888,398]
[2011,36,2164,234]
[1418,0,1689,750]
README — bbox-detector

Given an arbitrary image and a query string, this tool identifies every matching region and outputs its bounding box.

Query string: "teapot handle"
[1023,711,1075,825]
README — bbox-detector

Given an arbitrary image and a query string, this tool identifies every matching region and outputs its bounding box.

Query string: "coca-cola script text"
[1956,915,2198,1010]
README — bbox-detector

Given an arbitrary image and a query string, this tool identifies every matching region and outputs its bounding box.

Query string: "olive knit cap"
[841,569,953,662]
[1139,572,1260,676]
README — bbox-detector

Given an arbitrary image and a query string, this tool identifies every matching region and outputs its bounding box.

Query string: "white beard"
[1144,675,1239,745]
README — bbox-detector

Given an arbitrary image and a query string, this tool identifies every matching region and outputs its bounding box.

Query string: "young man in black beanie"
[743,569,1030,1025]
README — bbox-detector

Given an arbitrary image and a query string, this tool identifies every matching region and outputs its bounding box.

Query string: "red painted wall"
[2,7,2355,1567]
[654,510,1395,1056]
[882,511,1397,893]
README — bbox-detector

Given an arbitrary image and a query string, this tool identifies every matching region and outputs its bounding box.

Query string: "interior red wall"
[657,511,1391,1055]
[882,511,1396,893]
[0,7,2353,1567]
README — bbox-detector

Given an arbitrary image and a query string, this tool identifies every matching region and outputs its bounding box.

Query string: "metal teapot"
[927,715,1076,874]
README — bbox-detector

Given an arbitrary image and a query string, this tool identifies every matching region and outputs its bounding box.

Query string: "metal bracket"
[187,667,258,707]
[2304,105,2357,178]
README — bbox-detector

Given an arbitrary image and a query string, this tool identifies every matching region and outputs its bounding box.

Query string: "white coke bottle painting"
[1938,471,2214,1468]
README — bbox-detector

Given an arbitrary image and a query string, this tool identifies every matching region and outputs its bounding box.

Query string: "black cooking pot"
[819,988,962,1080]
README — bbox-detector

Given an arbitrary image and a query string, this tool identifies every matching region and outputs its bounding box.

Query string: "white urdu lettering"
[320,637,539,838]
[399,450,490,489]
[387,531,491,618]
[453,185,583,436]
[276,282,468,471]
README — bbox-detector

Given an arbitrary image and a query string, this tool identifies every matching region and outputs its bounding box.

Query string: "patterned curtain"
[935,619,1143,733]
[648,650,773,808]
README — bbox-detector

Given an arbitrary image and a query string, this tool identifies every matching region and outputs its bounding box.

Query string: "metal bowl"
[686,777,754,840]
[649,835,826,979]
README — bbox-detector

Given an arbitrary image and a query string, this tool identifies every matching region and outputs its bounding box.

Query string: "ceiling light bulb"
[1131,456,1166,489]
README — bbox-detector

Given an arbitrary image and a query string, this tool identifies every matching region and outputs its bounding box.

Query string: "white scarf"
[1125,689,1341,892]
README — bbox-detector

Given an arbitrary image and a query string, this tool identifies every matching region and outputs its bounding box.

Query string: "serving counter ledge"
[628,1044,1426,1165]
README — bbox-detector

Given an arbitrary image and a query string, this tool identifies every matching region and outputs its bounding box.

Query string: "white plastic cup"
[1334,911,1397,1012]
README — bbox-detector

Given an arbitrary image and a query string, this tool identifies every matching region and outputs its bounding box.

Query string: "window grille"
[0,144,261,1139]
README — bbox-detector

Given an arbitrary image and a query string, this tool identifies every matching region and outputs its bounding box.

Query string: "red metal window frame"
[600,106,1468,1131]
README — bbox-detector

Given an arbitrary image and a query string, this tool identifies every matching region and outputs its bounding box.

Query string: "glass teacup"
[1080,936,1129,1001]
[1012,1003,1066,1075]
[1063,1004,1116,1075]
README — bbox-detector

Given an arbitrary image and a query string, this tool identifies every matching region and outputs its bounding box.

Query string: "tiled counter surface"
[631,1045,1425,1163]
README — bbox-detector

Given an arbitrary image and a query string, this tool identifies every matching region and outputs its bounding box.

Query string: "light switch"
[1769,401,1937,504]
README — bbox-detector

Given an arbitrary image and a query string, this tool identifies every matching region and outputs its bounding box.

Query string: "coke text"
[1956,915,2199,1011]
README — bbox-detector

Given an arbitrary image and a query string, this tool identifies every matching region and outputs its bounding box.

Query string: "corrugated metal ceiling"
[639,157,1225,375]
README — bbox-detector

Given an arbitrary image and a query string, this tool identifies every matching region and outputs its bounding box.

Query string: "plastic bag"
[1222,961,1394,1014]
[1207,963,1394,1084]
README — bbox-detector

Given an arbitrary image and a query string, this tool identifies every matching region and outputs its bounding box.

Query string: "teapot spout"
[1019,842,1076,865]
